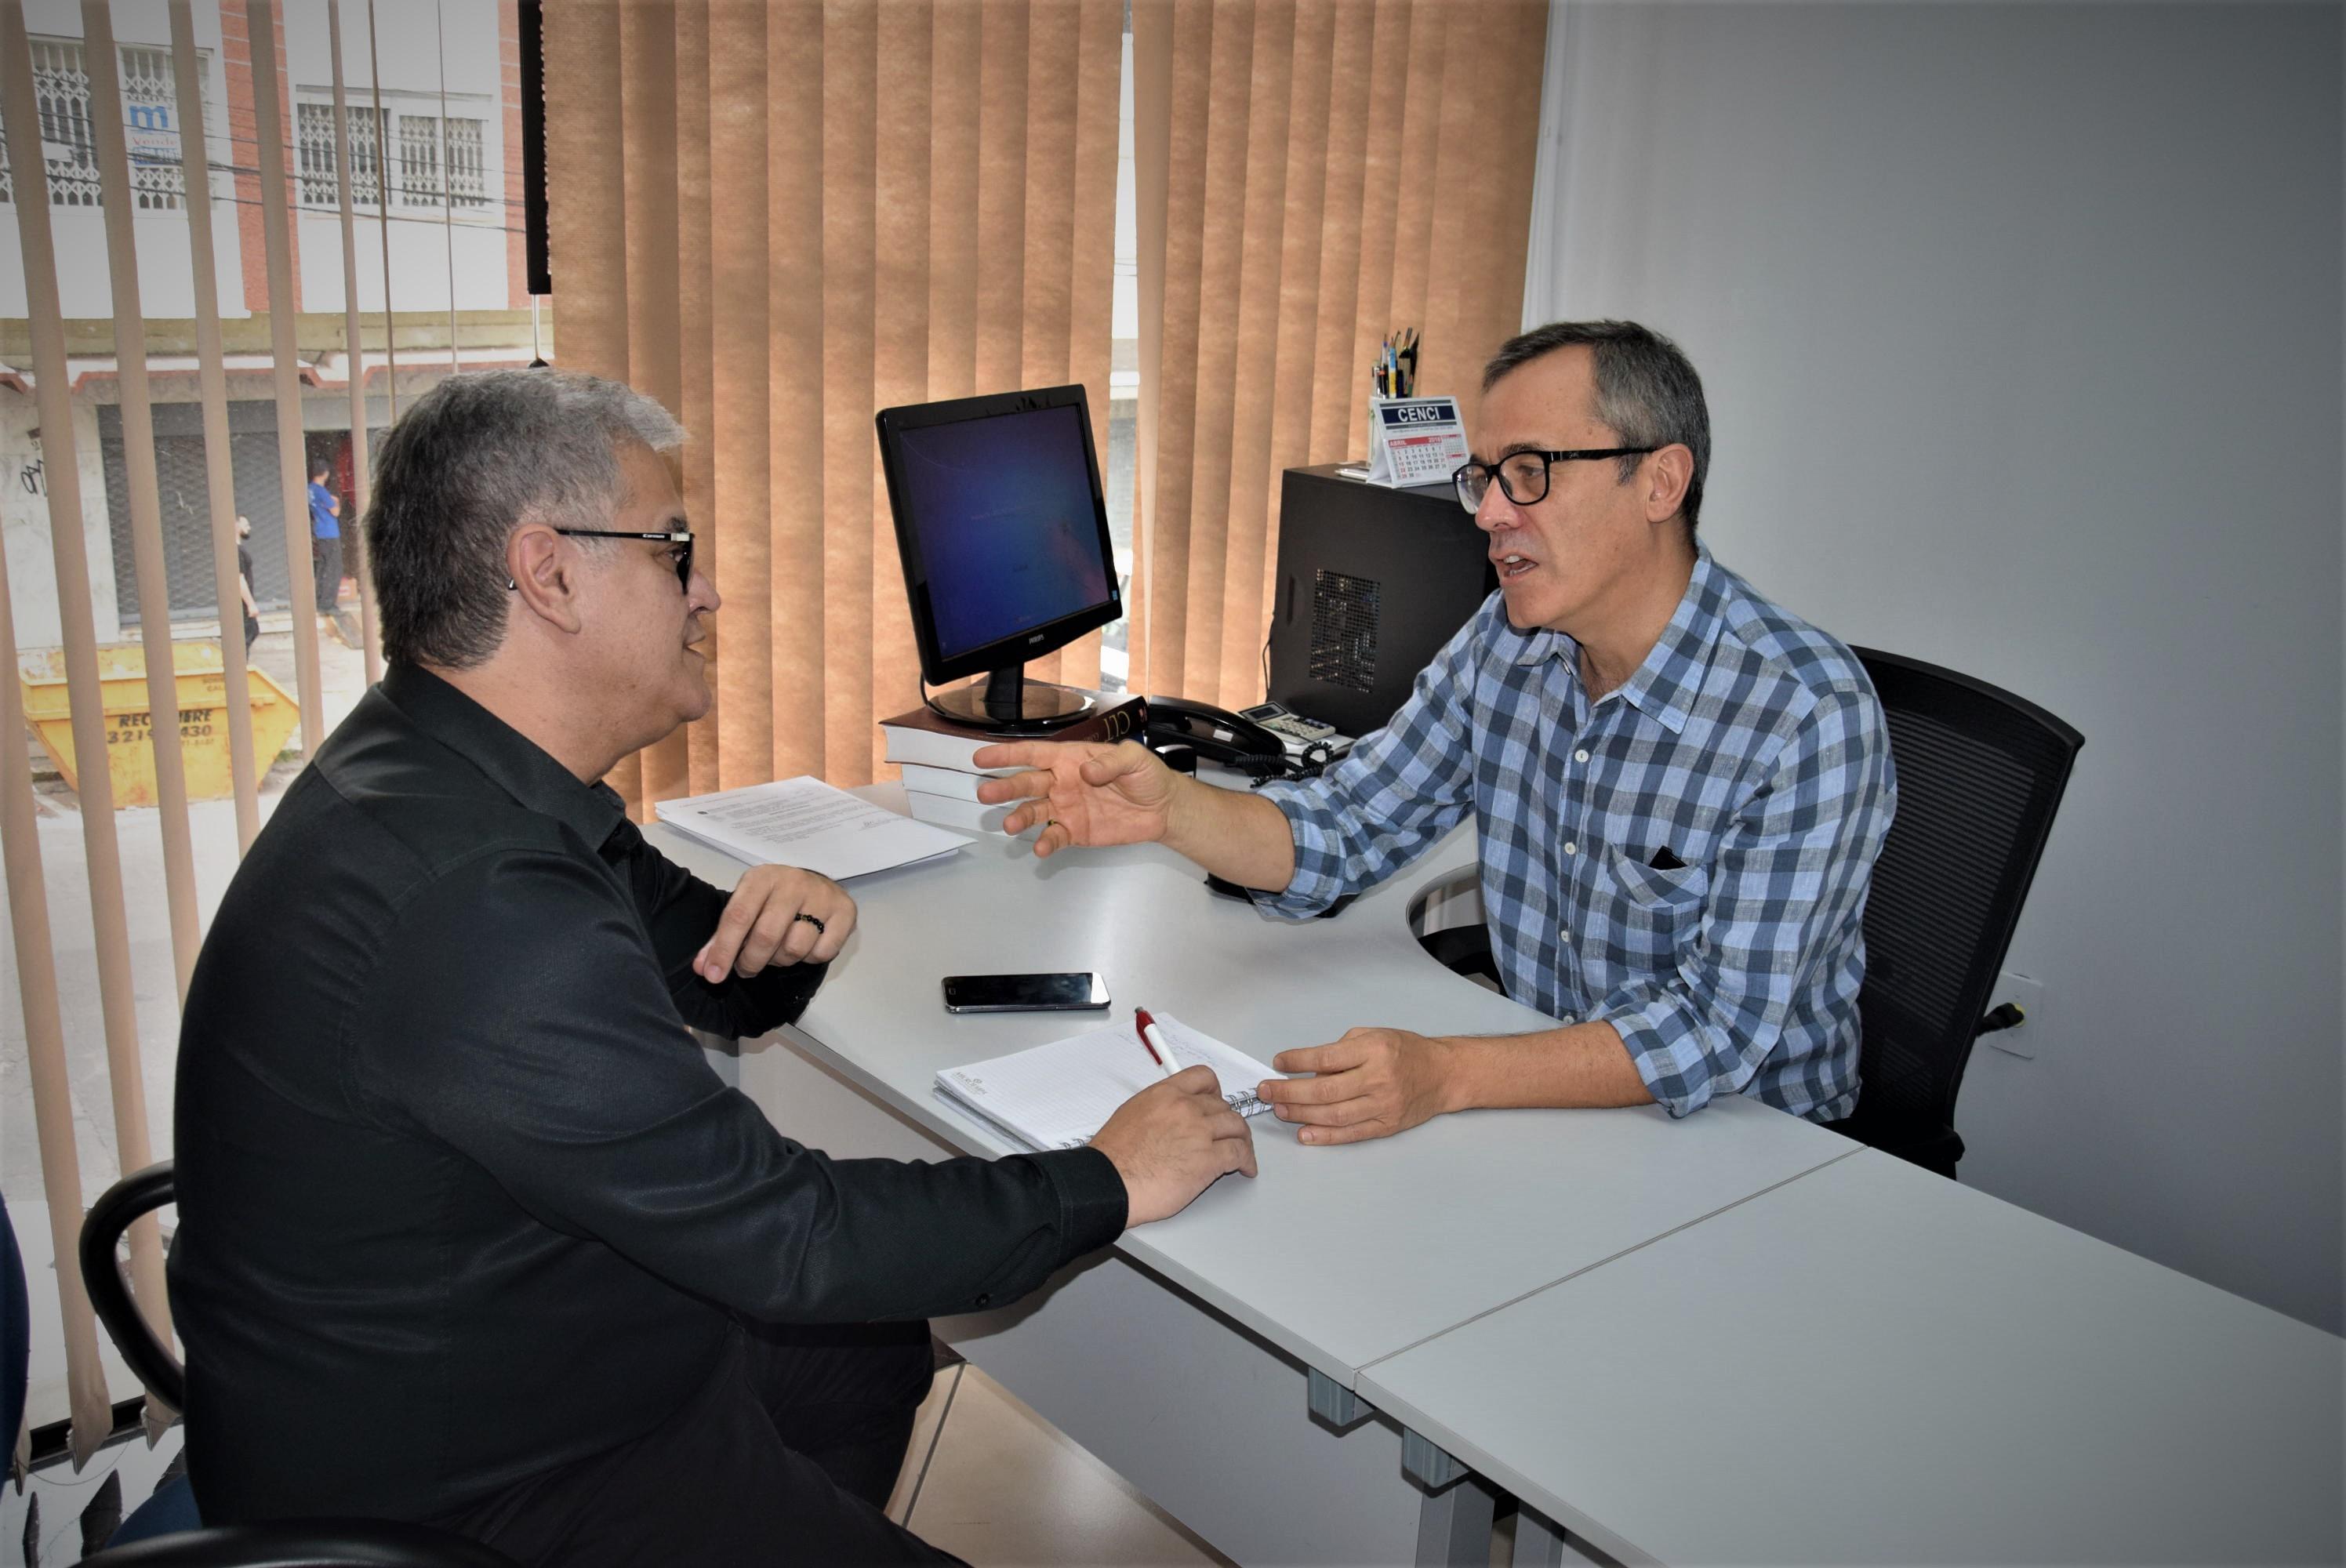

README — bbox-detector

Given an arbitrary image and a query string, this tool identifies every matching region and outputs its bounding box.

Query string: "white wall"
[2,394,122,647]
[1527,0,2342,1334]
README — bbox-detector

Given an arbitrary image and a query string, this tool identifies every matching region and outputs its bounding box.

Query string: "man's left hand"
[696,866,856,980]
[1258,1027,1457,1145]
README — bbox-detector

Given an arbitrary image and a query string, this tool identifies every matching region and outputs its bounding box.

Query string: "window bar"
[83,0,202,1008]
[0,0,171,1386]
[249,0,326,755]
[169,0,260,850]
[329,0,381,681]
[0,443,111,1471]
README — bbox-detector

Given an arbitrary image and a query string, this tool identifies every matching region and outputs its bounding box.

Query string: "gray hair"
[1482,321,1711,532]
[365,369,685,668]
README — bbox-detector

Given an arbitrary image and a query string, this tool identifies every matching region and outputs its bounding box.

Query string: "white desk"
[645,798,1854,1565]
[1357,1148,2346,1566]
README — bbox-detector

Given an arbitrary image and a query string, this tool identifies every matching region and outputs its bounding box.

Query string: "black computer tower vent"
[1309,570,1381,693]
[1267,467,1498,738]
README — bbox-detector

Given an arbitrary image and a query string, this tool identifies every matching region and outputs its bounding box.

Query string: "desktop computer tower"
[1265,466,1499,741]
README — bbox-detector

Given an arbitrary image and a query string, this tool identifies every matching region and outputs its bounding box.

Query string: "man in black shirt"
[169,371,1255,1566]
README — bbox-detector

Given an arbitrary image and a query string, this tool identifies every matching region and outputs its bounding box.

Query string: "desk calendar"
[1364,396,1470,489]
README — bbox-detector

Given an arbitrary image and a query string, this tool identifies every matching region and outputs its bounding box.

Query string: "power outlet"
[1984,971,2048,1058]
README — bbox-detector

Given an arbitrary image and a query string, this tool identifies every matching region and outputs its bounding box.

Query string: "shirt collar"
[378,663,630,848]
[1503,546,1727,736]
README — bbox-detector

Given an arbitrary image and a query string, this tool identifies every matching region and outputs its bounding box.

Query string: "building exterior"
[2,0,543,647]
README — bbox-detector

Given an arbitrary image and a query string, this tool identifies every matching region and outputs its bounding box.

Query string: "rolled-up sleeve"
[1600,684,1894,1116]
[1253,620,1481,917]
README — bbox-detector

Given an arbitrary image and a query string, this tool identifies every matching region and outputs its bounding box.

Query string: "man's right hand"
[971,739,1183,859]
[1089,1065,1258,1225]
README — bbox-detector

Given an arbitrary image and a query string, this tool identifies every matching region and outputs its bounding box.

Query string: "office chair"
[1414,648,2083,1179]
[4,1187,28,1481]
[78,1160,519,1567]
[1825,647,2083,1176]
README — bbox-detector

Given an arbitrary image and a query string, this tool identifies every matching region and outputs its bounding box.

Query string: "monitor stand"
[932,663,1097,731]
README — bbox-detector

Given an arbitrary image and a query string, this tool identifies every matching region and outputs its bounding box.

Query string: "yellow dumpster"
[18,644,300,808]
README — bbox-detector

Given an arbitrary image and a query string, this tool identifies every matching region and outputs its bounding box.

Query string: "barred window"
[380,113,488,212]
[347,106,386,207]
[296,101,338,206]
[0,34,194,209]
[297,101,394,210]
[28,37,99,206]
[117,43,183,210]
[395,112,439,208]
[444,116,486,208]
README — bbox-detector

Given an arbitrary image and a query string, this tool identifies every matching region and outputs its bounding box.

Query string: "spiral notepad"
[935,1014,1284,1152]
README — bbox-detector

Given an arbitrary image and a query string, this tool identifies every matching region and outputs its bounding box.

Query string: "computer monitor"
[875,385,1123,728]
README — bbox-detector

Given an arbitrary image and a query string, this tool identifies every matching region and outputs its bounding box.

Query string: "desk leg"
[939,1253,1430,1566]
[1415,1474,1497,1567]
[1513,1504,1569,1566]
[1404,1426,1496,1568]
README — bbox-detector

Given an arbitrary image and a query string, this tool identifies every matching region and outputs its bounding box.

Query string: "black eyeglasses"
[1453,448,1657,513]
[507,528,696,593]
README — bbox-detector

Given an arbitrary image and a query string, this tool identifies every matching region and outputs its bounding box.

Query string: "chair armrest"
[81,1519,521,1568]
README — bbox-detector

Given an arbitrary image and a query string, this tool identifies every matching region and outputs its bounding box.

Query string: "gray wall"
[1526,0,2342,1332]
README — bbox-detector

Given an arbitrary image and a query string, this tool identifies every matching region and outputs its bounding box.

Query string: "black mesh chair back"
[1841,648,2083,1174]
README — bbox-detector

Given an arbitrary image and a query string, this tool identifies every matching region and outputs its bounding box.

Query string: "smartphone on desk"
[941,972,1112,1014]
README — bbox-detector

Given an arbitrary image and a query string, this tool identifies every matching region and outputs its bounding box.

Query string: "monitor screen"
[885,397,1117,668]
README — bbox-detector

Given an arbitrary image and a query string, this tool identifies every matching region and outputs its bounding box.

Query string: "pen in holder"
[1367,327,1421,455]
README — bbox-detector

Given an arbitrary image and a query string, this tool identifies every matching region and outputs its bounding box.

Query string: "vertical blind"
[547,0,1545,809]
[544,0,1124,808]
[1128,0,1547,708]
[0,0,424,1463]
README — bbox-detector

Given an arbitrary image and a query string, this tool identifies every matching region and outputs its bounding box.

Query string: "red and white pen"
[1132,1007,1182,1082]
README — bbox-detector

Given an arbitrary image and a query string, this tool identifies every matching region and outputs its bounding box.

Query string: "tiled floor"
[888,1363,1234,1567]
[885,1363,1531,1567]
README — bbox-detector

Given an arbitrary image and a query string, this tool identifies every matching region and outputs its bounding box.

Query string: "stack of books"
[880,692,1150,835]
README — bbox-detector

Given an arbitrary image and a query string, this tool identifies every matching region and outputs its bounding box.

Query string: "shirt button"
[975,1293,991,1307]
[1563,841,1578,855]
[1560,927,1572,944]
[1574,749,1590,764]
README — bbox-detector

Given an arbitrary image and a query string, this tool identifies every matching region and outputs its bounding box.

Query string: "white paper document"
[935,1014,1284,1152]
[654,776,965,880]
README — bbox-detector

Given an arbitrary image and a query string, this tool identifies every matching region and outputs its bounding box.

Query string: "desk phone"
[1240,702,1340,753]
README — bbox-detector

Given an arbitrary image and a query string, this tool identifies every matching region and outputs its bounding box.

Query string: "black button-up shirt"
[170,665,1126,1523]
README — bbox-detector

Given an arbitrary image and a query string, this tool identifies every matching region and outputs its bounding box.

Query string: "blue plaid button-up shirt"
[1255,547,1895,1120]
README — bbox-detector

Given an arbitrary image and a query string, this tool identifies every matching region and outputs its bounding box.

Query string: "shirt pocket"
[1592,845,1710,967]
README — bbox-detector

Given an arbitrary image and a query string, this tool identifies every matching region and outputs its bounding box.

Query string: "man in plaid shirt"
[979,321,1895,1144]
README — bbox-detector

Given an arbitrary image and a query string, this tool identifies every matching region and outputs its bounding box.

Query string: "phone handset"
[1143,696,1291,767]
